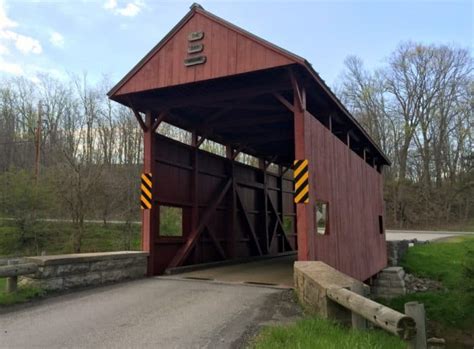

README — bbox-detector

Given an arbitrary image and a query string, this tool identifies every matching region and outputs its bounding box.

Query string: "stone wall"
[386,240,411,266]
[372,266,407,298]
[294,261,369,325]
[20,251,148,291]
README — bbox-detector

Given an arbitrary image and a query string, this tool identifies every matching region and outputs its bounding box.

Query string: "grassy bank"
[250,316,405,349]
[0,220,141,257]
[382,236,474,343]
[0,278,44,306]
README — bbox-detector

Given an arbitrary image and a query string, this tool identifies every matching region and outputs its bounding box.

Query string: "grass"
[250,316,405,349]
[382,236,474,329]
[0,220,141,257]
[0,278,44,306]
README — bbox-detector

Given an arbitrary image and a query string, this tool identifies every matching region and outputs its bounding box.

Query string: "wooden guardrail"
[294,262,427,349]
[0,261,38,293]
[327,287,416,339]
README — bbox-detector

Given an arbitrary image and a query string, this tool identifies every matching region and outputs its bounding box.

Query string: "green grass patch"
[250,316,405,349]
[0,278,44,306]
[0,220,141,257]
[382,236,474,329]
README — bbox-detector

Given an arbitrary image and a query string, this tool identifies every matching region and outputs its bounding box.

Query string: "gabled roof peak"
[190,3,204,10]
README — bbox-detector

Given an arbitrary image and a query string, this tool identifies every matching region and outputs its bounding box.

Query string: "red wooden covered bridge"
[108,4,390,282]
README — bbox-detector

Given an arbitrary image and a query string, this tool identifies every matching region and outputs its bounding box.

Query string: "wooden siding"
[115,12,293,95]
[306,111,386,281]
[152,134,296,274]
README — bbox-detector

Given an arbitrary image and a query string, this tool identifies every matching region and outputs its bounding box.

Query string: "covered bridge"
[108,4,390,282]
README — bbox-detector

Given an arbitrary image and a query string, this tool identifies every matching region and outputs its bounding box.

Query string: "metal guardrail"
[0,261,38,293]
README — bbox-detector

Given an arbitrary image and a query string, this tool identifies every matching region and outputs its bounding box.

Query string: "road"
[0,278,301,349]
[385,229,473,241]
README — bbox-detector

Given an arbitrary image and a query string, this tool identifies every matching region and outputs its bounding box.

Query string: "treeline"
[0,74,143,252]
[337,42,473,228]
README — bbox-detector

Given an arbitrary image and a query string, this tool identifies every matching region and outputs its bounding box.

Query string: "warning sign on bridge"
[141,173,152,209]
[293,160,309,204]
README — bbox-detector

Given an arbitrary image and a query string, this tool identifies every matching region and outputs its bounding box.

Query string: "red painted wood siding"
[306,111,386,281]
[116,12,293,95]
[152,134,296,274]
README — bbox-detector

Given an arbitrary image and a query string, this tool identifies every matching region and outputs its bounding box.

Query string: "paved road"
[385,229,473,242]
[0,279,300,349]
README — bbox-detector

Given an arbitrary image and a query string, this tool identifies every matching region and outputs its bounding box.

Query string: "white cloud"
[103,0,117,10]
[104,0,144,17]
[0,43,9,55]
[0,29,42,54]
[0,1,42,55]
[49,31,64,48]
[116,2,140,17]
[0,0,16,30]
[0,59,22,75]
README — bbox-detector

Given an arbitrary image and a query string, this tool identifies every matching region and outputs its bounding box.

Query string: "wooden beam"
[151,111,168,132]
[293,79,312,261]
[191,132,200,264]
[204,107,233,126]
[204,224,227,260]
[277,164,286,252]
[168,178,232,268]
[204,102,284,112]
[224,132,292,145]
[268,219,278,251]
[142,111,157,275]
[259,159,269,253]
[138,79,291,111]
[267,193,293,251]
[273,93,294,113]
[289,70,304,112]
[236,188,263,256]
[209,114,289,129]
[226,145,237,259]
[131,107,147,132]
[196,136,206,148]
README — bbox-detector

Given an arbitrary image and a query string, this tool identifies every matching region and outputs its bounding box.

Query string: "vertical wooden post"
[293,79,314,261]
[350,283,367,330]
[191,132,200,263]
[259,159,269,253]
[277,165,285,251]
[226,145,237,259]
[404,302,426,349]
[142,111,158,276]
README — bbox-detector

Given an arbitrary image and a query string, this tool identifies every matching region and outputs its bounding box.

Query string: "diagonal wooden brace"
[236,188,263,256]
[168,178,232,268]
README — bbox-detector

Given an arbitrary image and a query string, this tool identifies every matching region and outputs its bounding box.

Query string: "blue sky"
[0,0,472,87]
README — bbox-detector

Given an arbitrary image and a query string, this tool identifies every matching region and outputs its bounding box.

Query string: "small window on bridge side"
[283,216,295,235]
[378,215,384,235]
[315,201,329,235]
[159,206,183,237]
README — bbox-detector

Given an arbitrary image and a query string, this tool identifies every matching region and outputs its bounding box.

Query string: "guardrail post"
[6,260,18,293]
[350,283,367,330]
[404,302,426,349]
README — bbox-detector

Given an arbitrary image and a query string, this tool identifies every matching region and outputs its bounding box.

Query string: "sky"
[0,0,472,88]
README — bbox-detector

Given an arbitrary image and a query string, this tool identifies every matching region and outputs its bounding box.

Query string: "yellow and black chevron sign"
[140,173,152,210]
[293,159,309,204]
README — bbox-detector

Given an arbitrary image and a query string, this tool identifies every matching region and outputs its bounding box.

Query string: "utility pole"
[34,101,42,183]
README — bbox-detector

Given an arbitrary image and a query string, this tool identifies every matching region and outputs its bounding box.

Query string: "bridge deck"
[165,254,296,288]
